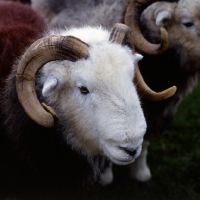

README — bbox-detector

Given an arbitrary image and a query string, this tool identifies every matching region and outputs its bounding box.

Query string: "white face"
[39,42,146,165]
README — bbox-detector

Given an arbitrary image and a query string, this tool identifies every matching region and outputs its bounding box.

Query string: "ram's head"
[125,0,200,70]
[16,24,175,165]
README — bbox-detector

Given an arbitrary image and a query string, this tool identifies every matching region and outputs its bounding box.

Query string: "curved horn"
[135,64,177,101]
[125,0,170,55]
[16,36,89,128]
[109,23,176,101]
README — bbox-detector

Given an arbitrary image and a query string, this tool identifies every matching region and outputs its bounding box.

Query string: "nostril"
[119,147,137,157]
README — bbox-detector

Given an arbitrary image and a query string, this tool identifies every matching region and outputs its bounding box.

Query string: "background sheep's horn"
[125,0,169,55]
[109,23,176,101]
[135,64,177,101]
[16,36,89,128]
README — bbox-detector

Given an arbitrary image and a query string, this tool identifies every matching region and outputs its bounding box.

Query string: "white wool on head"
[39,26,146,165]
[48,26,110,46]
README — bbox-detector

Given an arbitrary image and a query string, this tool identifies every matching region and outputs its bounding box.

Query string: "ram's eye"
[79,86,89,95]
[183,22,194,27]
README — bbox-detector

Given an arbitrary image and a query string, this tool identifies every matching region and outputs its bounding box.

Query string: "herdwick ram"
[34,0,200,184]
[0,2,176,194]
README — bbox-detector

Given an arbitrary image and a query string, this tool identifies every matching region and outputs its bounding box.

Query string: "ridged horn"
[125,0,169,55]
[109,23,131,45]
[16,35,89,128]
[109,23,176,101]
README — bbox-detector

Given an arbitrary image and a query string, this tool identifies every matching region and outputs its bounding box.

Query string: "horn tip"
[163,86,177,100]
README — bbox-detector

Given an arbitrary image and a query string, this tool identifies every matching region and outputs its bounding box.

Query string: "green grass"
[87,79,200,200]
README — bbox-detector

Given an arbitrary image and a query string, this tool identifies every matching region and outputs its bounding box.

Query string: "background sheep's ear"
[156,10,172,27]
[42,75,61,97]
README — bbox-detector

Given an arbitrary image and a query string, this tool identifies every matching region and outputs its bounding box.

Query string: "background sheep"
[125,0,200,181]
[31,0,131,28]
[0,0,46,90]
[32,0,200,184]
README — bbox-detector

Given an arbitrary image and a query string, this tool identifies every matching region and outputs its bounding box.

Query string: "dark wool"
[1,67,106,195]
[0,1,106,196]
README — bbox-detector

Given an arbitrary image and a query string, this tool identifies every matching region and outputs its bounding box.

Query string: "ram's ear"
[155,10,173,27]
[42,74,62,97]
[132,52,143,63]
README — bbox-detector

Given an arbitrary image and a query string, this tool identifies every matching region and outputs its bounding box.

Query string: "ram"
[0,1,177,195]
[36,0,200,184]
[125,0,200,181]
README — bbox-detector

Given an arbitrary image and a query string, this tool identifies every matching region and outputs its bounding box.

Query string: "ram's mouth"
[103,145,142,166]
